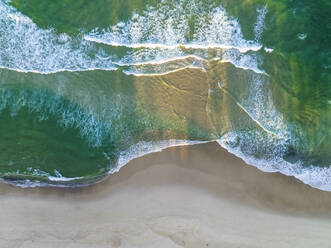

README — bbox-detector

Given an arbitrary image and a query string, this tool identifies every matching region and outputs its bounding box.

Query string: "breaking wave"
[0,0,329,191]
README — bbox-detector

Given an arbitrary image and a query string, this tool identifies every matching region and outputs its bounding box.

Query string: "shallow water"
[0,0,330,189]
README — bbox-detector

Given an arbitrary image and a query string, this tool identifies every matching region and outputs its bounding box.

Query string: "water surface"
[0,0,330,189]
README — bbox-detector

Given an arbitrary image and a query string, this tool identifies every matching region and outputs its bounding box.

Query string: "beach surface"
[1,142,331,248]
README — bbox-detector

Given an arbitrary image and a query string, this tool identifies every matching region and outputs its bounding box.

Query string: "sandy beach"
[1,142,331,248]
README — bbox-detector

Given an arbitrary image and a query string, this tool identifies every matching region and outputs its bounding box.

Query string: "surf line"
[84,36,262,53]
[217,81,280,138]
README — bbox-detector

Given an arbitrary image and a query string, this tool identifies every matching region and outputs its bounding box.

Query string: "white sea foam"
[112,139,209,174]
[220,49,265,74]
[4,1,328,191]
[0,86,122,147]
[114,55,204,66]
[212,49,331,191]
[238,74,289,137]
[218,133,331,191]
[297,33,307,40]
[0,66,118,75]
[1,168,84,186]
[217,71,290,140]
[0,1,116,74]
[254,5,268,42]
[123,65,205,76]
[0,0,268,76]
[48,173,84,182]
[84,36,262,53]
[0,178,43,188]
[264,47,274,53]
[85,0,266,75]
[0,140,208,187]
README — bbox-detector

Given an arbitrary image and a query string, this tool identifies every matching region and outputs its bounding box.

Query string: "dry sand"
[1,142,331,248]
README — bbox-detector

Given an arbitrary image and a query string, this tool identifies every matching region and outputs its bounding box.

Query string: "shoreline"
[1,142,331,247]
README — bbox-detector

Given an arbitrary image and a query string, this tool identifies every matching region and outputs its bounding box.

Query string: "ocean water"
[0,0,330,189]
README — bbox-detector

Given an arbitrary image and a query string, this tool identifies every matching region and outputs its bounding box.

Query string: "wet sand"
[1,142,331,248]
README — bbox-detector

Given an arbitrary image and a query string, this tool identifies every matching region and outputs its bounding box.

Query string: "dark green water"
[0,0,330,189]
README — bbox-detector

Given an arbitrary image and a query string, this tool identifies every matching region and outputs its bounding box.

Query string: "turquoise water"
[0,0,330,189]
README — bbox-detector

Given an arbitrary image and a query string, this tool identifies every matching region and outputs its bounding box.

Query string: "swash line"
[218,82,279,137]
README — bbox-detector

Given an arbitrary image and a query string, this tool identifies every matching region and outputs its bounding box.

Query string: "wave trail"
[218,82,278,137]
[83,36,262,53]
